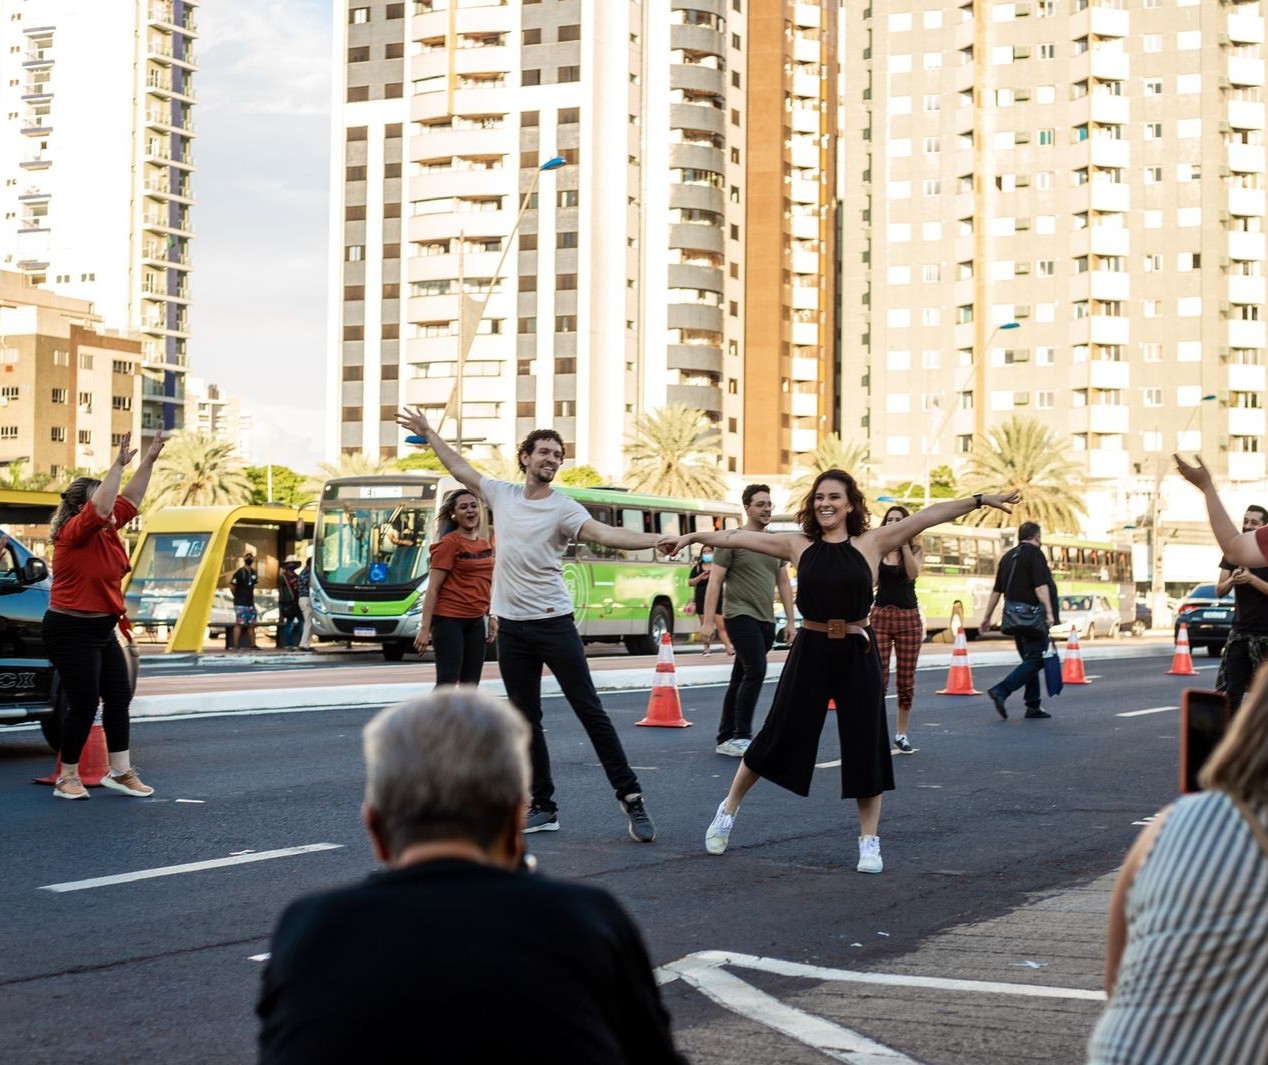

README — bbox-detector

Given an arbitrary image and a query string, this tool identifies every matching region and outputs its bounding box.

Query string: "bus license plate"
[354,626,376,637]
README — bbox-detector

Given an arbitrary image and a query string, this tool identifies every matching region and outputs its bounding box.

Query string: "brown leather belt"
[800,619,870,641]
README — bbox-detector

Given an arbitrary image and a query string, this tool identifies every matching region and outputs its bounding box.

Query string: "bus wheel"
[625,602,673,656]
[383,640,409,662]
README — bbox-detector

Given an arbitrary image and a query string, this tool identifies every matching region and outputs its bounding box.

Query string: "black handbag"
[1000,548,1048,638]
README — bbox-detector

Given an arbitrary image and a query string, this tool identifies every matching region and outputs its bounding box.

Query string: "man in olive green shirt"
[701,484,794,756]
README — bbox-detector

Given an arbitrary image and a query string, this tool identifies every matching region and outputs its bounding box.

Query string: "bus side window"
[658,512,687,561]
[618,508,653,561]
[576,504,618,559]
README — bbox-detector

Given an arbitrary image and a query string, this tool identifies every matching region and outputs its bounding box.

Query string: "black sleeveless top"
[875,560,918,610]
[795,539,874,623]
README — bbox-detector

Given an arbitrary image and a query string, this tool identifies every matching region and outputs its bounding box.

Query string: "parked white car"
[1057,594,1120,640]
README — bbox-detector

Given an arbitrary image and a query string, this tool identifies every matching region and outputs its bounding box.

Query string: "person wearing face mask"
[869,505,925,755]
[687,548,733,656]
[415,489,496,687]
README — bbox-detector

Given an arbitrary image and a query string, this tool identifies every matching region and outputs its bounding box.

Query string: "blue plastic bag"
[1043,641,1064,697]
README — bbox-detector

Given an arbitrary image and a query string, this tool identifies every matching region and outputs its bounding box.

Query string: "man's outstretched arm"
[1174,454,1265,567]
[396,407,483,494]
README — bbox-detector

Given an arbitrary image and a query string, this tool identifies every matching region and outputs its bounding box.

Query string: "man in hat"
[231,552,258,651]
[279,554,302,649]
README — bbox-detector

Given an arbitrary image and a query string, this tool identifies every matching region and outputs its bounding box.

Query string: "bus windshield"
[125,532,212,624]
[315,480,439,590]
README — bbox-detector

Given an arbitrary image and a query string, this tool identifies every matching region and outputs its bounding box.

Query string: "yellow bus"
[122,504,307,652]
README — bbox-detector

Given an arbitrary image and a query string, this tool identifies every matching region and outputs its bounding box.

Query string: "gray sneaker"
[523,806,559,833]
[705,800,737,854]
[619,793,656,842]
[715,739,748,757]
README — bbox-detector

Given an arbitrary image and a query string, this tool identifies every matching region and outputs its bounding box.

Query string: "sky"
[190,0,333,471]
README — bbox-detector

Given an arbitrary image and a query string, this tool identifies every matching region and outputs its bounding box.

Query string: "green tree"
[245,465,314,507]
[559,464,604,487]
[148,432,254,509]
[622,405,726,499]
[394,451,446,474]
[0,458,52,491]
[960,415,1087,533]
[786,434,871,510]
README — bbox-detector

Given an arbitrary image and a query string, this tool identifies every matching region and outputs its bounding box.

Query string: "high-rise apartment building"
[329,0,841,480]
[0,0,197,443]
[0,270,143,479]
[842,0,1268,535]
[184,376,254,461]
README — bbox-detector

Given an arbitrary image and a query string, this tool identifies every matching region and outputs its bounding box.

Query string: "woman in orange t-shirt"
[414,488,495,686]
[44,431,166,800]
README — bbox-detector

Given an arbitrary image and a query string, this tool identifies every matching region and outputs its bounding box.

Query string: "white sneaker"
[705,800,738,854]
[732,738,752,754]
[715,739,744,756]
[857,835,883,874]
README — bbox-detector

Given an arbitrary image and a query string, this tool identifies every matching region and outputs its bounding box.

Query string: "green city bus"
[308,475,738,659]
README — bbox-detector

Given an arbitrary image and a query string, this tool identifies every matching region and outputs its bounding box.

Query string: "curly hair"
[435,488,480,538]
[49,477,101,543]
[795,469,870,540]
[516,428,565,473]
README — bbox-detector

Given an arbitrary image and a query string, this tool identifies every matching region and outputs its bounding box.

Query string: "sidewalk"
[128,639,1178,721]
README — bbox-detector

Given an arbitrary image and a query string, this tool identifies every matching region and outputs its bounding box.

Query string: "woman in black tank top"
[870,505,924,755]
[665,470,1019,875]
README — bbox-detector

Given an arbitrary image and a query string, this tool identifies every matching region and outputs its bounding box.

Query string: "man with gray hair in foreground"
[256,689,685,1064]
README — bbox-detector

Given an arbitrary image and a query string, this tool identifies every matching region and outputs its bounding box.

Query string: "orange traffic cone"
[34,714,110,787]
[1167,622,1200,677]
[1062,625,1091,685]
[937,623,981,695]
[637,632,692,727]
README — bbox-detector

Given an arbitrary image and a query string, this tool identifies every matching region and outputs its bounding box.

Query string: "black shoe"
[988,688,1008,720]
[1024,708,1052,719]
[619,793,657,842]
[524,806,559,833]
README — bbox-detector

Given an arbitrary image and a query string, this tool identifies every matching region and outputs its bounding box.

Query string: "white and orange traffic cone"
[637,632,692,727]
[937,623,980,695]
[1167,622,1200,677]
[1062,625,1091,685]
[34,712,110,787]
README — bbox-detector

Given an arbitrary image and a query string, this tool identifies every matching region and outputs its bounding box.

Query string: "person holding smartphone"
[869,504,924,755]
[1215,505,1268,713]
[1088,669,1268,1063]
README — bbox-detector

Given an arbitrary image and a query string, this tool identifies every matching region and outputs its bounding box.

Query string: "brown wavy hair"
[516,428,565,472]
[49,477,101,543]
[796,469,870,540]
[881,503,921,549]
[435,488,480,538]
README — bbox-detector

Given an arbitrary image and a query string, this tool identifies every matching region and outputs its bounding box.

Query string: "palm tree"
[786,434,871,510]
[622,405,726,499]
[148,432,254,509]
[960,415,1087,533]
[0,457,52,491]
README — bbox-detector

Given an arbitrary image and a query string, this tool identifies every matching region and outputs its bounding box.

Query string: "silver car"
[1057,594,1120,640]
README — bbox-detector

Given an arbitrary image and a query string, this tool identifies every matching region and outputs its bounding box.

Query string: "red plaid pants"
[868,604,923,714]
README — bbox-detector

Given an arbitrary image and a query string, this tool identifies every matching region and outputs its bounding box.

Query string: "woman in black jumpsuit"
[666,470,1019,873]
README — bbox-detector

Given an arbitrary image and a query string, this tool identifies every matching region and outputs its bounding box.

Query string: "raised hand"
[1173,454,1214,491]
[143,430,167,464]
[982,491,1021,513]
[114,432,138,468]
[395,407,432,442]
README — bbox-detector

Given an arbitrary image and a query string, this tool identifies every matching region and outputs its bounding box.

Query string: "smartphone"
[1180,689,1230,794]
[404,434,428,445]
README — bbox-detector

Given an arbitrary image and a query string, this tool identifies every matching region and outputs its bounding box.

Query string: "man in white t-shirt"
[397,408,668,842]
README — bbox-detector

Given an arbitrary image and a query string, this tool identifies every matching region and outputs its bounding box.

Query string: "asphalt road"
[0,650,1212,1064]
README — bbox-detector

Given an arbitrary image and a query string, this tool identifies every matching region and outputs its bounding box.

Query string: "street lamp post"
[438,156,567,449]
[922,321,1020,505]
[1147,392,1217,626]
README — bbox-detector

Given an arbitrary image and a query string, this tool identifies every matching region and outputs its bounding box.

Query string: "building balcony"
[791,284,819,310]
[668,263,724,292]
[1089,182,1130,213]
[790,356,820,382]
[667,302,723,333]
[142,212,194,237]
[18,155,51,171]
[22,49,53,68]
[669,23,724,57]
[670,63,726,97]
[1073,405,1130,435]
[790,107,821,134]
[790,426,820,453]
[1228,12,1265,45]
[1228,274,1266,304]
[668,222,724,255]
[1228,318,1267,347]
[668,182,725,214]
[1228,407,1266,436]
[20,120,53,137]
[1088,93,1129,126]
[1089,315,1130,345]
[790,139,819,169]
[666,344,722,375]
[668,141,725,173]
[1089,49,1129,82]
[1089,6,1129,38]
[1228,57,1266,87]
[1227,362,1266,392]
[1088,226,1131,256]
[1089,270,1131,301]
[142,242,190,269]
[669,102,726,137]
[1228,186,1266,217]
[791,71,822,100]
[145,143,195,169]
[790,213,819,240]
[1088,138,1130,169]
[791,250,820,275]
[1228,451,1266,482]
[1087,359,1130,391]
[1087,448,1130,481]
[792,321,819,346]
[1227,100,1266,132]
[1228,229,1266,260]
[1228,143,1266,173]
[144,108,196,136]
[791,391,818,418]
[793,36,820,64]
[666,383,722,413]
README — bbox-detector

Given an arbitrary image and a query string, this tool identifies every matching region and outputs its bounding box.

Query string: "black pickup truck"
[0,533,137,751]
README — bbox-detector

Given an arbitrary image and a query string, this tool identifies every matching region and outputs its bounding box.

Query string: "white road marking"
[249,953,271,963]
[174,799,205,804]
[816,759,842,769]
[1117,705,1178,718]
[40,843,343,893]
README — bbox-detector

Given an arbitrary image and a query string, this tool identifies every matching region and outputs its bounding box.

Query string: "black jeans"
[42,611,134,763]
[431,615,487,687]
[718,615,776,743]
[497,614,639,812]
[993,634,1047,709]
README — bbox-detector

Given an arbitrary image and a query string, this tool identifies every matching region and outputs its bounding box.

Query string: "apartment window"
[922,179,941,196]
[1143,387,1162,407]
[0,426,16,440]
[51,388,67,404]
[558,24,580,42]
[345,205,366,221]
[382,323,399,340]
[347,86,369,103]
[1037,259,1055,276]
[383,243,400,258]
[1144,122,1162,139]
[518,317,536,334]
[112,360,131,374]
[559,107,580,124]
[555,316,577,333]
[1038,128,1054,146]
[556,273,577,290]
[349,7,369,23]
[346,165,367,182]
[1036,346,1055,366]
[1035,391,1054,409]
[77,390,92,408]
[385,42,404,59]
[343,325,364,341]
[385,123,402,139]
[558,189,580,207]
[346,245,364,261]
[384,83,403,98]
[343,366,363,382]
[76,429,91,445]
[555,357,577,374]
[554,400,576,417]
[522,69,541,86]
[346,126,368,143]
[1039,43,1055,59]
[79,353,93,369]
[50,426,66,442]
[558,66,580,83]
[524,28,542,44]
[1144,78,1162,95]
[348,46,370,62]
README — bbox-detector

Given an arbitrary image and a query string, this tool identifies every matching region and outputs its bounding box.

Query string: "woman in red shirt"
[45,432,166,800]
[414,488,494,686]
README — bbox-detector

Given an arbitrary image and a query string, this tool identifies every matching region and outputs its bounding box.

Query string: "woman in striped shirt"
[1087,669,1268,1064]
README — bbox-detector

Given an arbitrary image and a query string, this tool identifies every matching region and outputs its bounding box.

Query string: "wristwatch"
[973,493,983,508]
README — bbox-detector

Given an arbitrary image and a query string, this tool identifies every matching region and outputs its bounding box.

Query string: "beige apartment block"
[0,271,143,480]
[328,0,842,481]
[842,0,1268,544]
